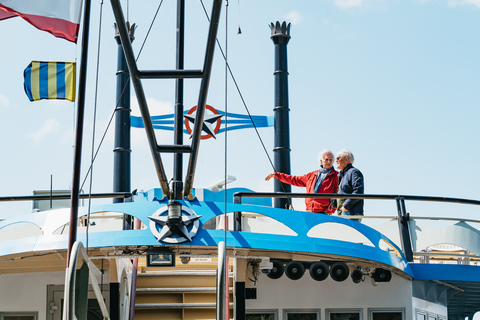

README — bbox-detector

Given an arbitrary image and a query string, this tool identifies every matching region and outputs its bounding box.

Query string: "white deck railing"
[63,241,113,320]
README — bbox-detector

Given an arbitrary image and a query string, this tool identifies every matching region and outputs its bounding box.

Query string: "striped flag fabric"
[24,61,76,102]
[0,0,83,42]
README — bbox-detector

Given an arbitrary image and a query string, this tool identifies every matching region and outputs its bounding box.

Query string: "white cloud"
[284,11,303,26]
[448,0,480,8]
[333,0,365,8]
[130,97,175,146]
[0,94,10,108]
[29,118,60,145]
[131,97,174,117]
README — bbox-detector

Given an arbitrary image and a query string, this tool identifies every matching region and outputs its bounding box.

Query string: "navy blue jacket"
[338,164,364,215]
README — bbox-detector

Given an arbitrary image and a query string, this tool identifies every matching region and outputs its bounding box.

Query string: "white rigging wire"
[85,0,105,252]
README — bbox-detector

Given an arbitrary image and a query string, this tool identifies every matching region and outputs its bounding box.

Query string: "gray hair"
[337,149,354,164]
[318,149,334,161]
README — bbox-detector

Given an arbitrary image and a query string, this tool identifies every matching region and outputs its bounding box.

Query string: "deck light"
[146,250,175,267]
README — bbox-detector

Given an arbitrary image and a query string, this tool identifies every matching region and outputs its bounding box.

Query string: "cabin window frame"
[368,308,405,320]
[415,310,427,320]
[284,309,321,320]
[0,312,38,320]
[246,309,278,320]
[427,314,436,320]
[325,308,363,320]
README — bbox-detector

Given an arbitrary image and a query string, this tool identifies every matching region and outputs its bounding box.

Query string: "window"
[416,311,426,320]
[326,309,362,320]
[427,315,436,320]
[247,311,277,320]
[369,308,404,320]
[0,313,37,320]
[285,310,320,320]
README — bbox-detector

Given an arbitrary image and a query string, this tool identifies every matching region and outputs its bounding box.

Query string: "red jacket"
[275,169,339,213]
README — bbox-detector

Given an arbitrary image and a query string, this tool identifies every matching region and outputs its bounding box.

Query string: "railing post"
[396,197,413,262]
[233,194,242,231]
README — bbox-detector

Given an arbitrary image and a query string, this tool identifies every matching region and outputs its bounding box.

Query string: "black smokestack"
[270,21,291,209]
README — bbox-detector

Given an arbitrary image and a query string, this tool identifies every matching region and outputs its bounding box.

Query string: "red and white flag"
[0,0,83,43]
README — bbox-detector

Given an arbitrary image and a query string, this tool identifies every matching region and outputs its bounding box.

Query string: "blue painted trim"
[410,263,480,282]
[0,196,411,276]
[130,112,274,133]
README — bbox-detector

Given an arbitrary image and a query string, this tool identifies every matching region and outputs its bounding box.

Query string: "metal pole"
[173,0,185,200]
[396,197,414,262]
[270,21,292,209]
[233,194,242,231]
[183,0,223,198]
[216,241,226,320]
[67,0,92,266]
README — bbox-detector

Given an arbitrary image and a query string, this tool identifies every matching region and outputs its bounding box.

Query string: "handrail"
[233,192,480,206]
[233,192,480,263]
[63,241,111,320]
[0,192,133,202]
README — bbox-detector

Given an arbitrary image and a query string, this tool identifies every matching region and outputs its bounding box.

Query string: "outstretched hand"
[265,173,276,181]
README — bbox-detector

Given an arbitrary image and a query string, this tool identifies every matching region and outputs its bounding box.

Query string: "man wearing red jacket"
[265,149,339,214]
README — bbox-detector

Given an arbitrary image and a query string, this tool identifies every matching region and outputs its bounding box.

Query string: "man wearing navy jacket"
[335,149,364,221]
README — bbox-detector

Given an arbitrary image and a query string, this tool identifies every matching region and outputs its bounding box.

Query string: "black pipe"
[137,69,203,79]
[114,23,135,229]
[109,282,120,320]
[270,21,292,209]
[235,282,246,320]
[68,0,92,266]
[173,0,186,201]
[396,197,414,262]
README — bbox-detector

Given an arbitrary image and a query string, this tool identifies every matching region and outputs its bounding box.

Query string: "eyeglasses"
[323,158,333,161]
[336,157,343,160]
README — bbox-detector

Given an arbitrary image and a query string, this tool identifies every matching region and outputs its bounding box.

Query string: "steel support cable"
[135,0,164,62]
[86,0,105,253]
[80,0,164,192]
[222,6,229,320]
[183,0,223,198]
[199,0,294,209]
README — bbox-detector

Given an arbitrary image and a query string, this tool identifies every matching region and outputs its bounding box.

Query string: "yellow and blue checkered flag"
[24,61,76,102]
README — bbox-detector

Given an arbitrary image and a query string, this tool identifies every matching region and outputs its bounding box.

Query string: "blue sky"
[0,0,480,229]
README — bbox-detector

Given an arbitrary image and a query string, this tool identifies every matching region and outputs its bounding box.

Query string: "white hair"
[318,149,334,161]
[337,149,354,164]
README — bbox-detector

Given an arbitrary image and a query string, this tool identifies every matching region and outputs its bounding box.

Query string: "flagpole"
[67,0,92,266]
